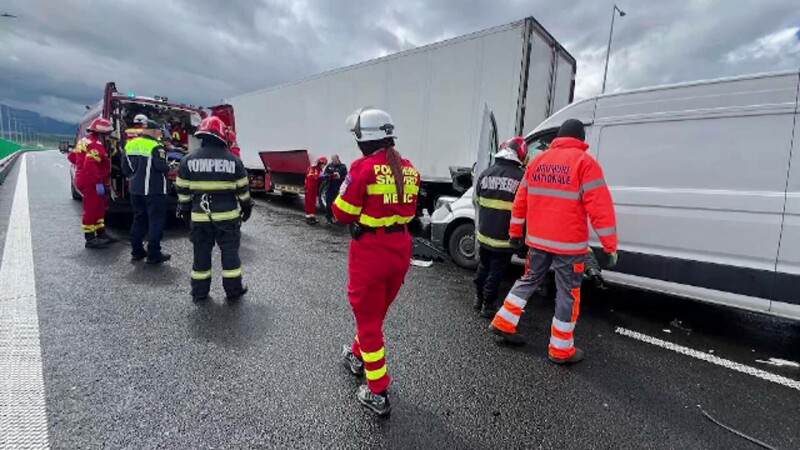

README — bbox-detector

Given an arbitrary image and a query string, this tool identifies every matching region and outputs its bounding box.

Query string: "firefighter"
[68,117,116,248]
[176,116,253,302]
[490,119,618,364]
[334,107,420,417]
[170,120,189,147]
[323,154,348,223]
[304,156,327,224]
[226,128,242,158]
[473,137,527,317]
[123,114,148,144]
[123,120,172,264]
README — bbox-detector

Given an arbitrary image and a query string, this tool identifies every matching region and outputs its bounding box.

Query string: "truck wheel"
[71,181,82,201]
[448,223,478,270]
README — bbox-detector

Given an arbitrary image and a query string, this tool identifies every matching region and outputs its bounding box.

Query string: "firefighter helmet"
[346,107,397,142]
[195,116,227,143]
[133,114,148,125]
[88,117,113,134]
[316,156,328,166]
[496,137,528,164]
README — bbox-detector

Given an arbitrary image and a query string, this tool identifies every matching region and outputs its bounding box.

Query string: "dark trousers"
[190,221,244,298]
[474,246,513,308]
[130,194,166,257]
[325,181,341,219]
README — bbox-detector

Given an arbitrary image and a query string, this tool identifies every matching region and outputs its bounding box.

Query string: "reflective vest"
[124,136,170,195]
[332,148,420,228]
[510,137,617,255]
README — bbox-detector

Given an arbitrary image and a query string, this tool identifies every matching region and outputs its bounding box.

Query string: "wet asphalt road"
[4,151,800,449]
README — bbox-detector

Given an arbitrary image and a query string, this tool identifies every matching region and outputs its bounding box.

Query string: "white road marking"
[615,327,800,392]
[0,155,50,449]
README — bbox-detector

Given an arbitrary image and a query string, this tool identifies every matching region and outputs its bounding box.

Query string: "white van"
[520,70,800,320]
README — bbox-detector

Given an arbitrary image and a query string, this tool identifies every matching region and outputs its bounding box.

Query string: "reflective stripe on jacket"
[331,148,420,228]
[474,159,524,251]
[123,136,170,196]
[510,137,617,255]
[176,141,250,222]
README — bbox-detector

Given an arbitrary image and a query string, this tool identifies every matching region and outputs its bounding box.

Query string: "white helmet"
[346,107,397,142]
[133,114,148,125]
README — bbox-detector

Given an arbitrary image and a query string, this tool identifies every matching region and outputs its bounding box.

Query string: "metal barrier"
[0,151,22,185]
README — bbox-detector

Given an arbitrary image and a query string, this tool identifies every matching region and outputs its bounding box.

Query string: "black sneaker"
[341,345,364,376]
[145,253,172,265]
[549,347,585,365]
[131,250,147,261]
[225,285,248,301]
[489,324,526,346]
[85,237,111,249]
[479,304,499,318]
[96,230,119,244]
[356,385,391,417]
[305,216,318,225]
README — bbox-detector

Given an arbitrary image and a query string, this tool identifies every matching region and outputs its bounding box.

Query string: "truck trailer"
[226,17,576,214]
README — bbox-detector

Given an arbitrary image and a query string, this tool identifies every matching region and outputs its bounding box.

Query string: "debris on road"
[755,358,800,369]
[669,318,692,334]
[662,329,672,334]
[410,259,434,268]
[699,407,779,450]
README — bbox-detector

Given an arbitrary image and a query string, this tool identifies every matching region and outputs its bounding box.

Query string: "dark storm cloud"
[1,0,798,123]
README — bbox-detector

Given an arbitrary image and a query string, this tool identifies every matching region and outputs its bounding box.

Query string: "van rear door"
[774,71,800,318]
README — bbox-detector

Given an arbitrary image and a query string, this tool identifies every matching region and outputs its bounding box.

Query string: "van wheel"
[71,182,82,201]
[448,223,478,270]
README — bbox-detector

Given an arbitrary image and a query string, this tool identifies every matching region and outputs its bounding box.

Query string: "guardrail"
[0,151,22,185]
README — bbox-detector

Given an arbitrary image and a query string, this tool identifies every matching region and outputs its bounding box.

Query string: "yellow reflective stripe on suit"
[334,196,363,215]
[361,347,385,363]
[358,214,414,228]
[223,268,242,278]
[477,231,511,249]
[191,209,241,222]
[366,184,420,195]
[191,270,212,280]
[365,364,388,381]
[186,180,238,191]
[477,196,513,211]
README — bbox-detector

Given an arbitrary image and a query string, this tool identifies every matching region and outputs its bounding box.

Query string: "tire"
[448,223,478,270]
[71,180,82,201]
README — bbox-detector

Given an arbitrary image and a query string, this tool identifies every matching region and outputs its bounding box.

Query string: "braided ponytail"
[385,144,405,199]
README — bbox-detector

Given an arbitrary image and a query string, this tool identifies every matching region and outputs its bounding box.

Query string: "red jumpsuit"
[332,148,420,394]
[73,135,111,236]
[304,165,322,216]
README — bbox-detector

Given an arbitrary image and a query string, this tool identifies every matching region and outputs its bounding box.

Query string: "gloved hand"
[176,209,190,223]
[603,251,618,269]
[95,184,106,195]
[509,237,525,250]
[241,202,254,222]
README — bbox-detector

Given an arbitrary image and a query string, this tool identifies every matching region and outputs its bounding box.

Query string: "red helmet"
[316,156,328,165]
[499,137,528,163]
[88,117,113,134]
[195,116,227,142]
[226,128,237,143]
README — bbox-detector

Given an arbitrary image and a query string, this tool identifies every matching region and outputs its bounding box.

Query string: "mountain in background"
[0,105,76,136]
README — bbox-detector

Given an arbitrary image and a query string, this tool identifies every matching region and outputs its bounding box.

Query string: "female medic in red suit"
[332,107,420,417]
[304,156,328,224]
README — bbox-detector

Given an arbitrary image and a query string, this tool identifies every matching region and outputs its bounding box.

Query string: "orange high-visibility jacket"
[509,137,617,255]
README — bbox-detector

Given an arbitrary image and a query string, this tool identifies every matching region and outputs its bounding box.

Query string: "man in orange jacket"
[489,119,618,364]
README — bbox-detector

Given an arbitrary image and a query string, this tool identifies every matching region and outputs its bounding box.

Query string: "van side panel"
[774,73,800,311]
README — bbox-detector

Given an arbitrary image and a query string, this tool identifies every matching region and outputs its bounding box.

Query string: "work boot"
[480,302,499,318]
[341,345,365,377]
[130,249,147,262]
[305,215,318,225]
[192,294,209,304]
[356,385,391,417]
[473,292,484,311]
[95,228,119,244]
[145,253,172,265]
[489,323,526,346]
[225,285,248,301]
[549,347,585,365]
[84,234,110,249]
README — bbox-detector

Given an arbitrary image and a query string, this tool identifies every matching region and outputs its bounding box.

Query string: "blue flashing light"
[127,92,136,98]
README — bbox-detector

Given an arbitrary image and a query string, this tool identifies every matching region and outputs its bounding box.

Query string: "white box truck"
[226,17,576,214]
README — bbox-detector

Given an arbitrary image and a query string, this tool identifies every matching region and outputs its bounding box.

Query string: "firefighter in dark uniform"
[473,137,528,317]
[176,116,253,302]
[333,107,420,417]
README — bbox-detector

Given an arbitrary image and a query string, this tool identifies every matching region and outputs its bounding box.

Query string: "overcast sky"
[1,0,798,124]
